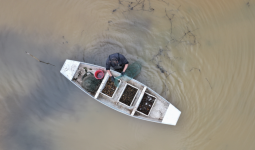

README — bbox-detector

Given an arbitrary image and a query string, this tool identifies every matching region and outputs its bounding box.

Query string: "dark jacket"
[106,53,129,70]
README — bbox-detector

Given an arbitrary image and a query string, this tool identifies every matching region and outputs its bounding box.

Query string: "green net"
[114,61,142,87]
[81,72,101,93]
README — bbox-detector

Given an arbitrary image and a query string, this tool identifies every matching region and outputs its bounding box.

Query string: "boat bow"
[162,104,181,125]
[60,59,80,80]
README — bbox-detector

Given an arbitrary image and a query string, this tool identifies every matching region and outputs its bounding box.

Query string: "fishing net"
[81,71,101,93]
[114,61,142,87]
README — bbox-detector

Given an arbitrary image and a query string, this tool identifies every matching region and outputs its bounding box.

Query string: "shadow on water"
[0,28,87,150]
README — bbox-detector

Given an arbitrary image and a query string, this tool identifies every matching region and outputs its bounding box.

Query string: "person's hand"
[110,76,115,82]
[121,71,125,76]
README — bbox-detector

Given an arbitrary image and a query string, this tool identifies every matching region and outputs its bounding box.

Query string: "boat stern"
[60,59,80,80]
[162,104,181,126]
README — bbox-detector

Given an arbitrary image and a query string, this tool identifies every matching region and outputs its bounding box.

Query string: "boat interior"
[72,62,170,123]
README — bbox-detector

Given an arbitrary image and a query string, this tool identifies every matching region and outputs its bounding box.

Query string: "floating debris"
[25,52,55,66]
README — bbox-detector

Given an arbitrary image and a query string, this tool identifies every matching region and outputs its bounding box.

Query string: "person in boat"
[106,53,129,82]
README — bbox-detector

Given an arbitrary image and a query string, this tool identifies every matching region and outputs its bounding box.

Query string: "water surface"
[0,0,255,150]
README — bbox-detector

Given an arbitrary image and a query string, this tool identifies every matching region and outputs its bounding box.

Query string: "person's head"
[109,57,118,66]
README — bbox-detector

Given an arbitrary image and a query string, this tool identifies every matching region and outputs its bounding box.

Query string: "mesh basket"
[114,61,142,87]
[81,72,101,93]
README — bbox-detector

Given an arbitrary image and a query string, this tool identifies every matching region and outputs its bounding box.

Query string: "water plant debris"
[102,78,118,97]
[119,85,138,106]
[25,52,55,66]
[138,93,155,115]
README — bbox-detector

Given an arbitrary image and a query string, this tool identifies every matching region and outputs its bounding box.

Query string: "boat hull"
[60,59,181,125]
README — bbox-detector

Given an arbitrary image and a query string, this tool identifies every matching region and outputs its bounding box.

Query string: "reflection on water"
[0,0,255,150]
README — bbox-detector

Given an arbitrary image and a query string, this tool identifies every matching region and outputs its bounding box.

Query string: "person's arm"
[118,54,129,73]
[123,64,128,72]
[106,57,112,76]
[107,70,115,82]
[107,70,113,77]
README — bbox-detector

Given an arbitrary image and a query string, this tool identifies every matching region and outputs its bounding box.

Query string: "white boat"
[60,59,181,125]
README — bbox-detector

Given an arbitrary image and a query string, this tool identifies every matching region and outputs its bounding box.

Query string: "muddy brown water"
[0,0,255,150]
